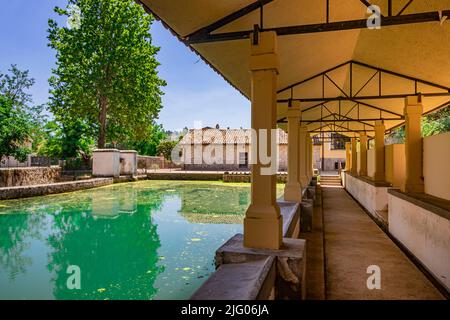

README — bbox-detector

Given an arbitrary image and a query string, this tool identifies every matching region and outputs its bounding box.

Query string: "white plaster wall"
[92,150,120,177]
[345,173,389,216]
[389,194,450,291]
[120,151,137,176]
[424,132,450,200]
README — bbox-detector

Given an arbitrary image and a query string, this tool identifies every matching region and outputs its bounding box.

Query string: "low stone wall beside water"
[0,166,61,188]
[0,178,113,200]
[223,172,288,183]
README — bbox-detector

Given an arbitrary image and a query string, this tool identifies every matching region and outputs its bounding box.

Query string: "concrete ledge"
[192,184,306,301]
[214,234,306,300]
[278,200,300,238]
[388,190,450,292]
[348,173,391,187]
[344,172,390,217]
[0,178,113,200]
[191,256,275,300]
[113,175,148,184]
[388,189,450,221]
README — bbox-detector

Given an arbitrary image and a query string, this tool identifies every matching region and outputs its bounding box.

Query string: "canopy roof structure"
[140,0,450,137]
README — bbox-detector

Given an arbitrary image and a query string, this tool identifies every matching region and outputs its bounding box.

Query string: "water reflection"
[0,213,45,280]
[0,181,254,300]
[91,187,138,219]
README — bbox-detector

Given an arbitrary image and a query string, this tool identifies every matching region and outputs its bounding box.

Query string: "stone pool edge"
[0,178,116,200]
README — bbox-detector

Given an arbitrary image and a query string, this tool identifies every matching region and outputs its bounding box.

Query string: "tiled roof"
[179,128,288,145]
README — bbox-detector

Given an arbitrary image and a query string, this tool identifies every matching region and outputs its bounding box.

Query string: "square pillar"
[402,96,424,193]
[345,142,351,171]
[351,137,358,175]
[373,121,385,182]
[358,132,368,176]
[92,149,120,177]
[299,125,309,187]
[284,101,303,202]
[307,135,313,181]
[244,31,282,250]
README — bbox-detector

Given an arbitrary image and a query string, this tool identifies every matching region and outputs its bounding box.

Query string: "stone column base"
[216,234,307,300]
[244,213,283,250]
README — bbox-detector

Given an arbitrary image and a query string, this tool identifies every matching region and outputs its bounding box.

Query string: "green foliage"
[0,95,32,162]
[48,0,166,148]
[156,140,178,160]
[0,64,35,111]
[38,119,95,160]
[0,64,47,155]
[125,123,167,156]
[422,105,450,137]
[386,105,450,142]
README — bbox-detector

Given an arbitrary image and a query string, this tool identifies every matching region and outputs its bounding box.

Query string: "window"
[330,133,350,150]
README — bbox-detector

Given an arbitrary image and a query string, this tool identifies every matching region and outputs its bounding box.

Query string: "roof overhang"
[140,0,450,137]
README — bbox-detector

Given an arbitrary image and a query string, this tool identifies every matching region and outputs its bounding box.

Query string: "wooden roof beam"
[187,10,450,44]
[185,0,274,41]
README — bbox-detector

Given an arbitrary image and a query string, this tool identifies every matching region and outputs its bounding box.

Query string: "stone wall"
[147,172,223,181]
[0,166,61,188]
[223,172,288,183]
[0,178,113,200]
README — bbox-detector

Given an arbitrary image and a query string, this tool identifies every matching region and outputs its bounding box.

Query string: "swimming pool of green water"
[0,180,283,300]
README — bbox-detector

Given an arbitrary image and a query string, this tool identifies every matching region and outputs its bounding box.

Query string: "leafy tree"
[38,119,95,160]
[386,105,450,143]
[48,0,166,148]
[156,140,178,160]
[0,95,32,162]
[125,123,167,156]
[0,64,35,111]
[0,64,46,154]
[422,105,450,137]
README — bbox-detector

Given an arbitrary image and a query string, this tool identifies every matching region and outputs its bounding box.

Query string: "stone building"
[179,128,288,171]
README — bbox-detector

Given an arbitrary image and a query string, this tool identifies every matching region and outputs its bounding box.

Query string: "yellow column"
[299,125,309,188]
[284,101,302,202]
[308,135,313,180]
[345,142,351,171]
[402,96,424,193]
[244,31,282,250]
[374,120,385,181]
[351,137,358,175]
[358,132,368,176]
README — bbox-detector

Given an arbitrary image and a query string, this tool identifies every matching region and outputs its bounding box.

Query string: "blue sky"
[0,0,250,131]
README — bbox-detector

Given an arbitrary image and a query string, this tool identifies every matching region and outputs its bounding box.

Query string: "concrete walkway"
[322,186,443,300]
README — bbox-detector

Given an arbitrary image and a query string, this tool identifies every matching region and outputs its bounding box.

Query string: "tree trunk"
[98,95,108,149]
